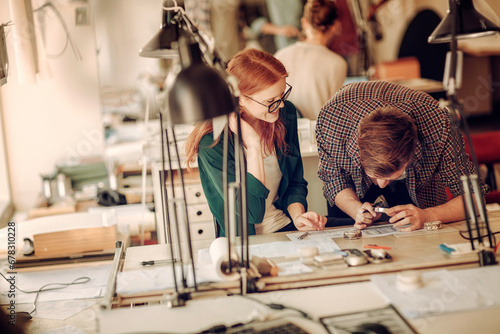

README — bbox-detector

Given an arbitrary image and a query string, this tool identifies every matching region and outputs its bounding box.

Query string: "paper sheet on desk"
[371,266,500,319]
[286,224,457,241]
[198,240,340,264]
[0,263,111,305]
[197,240,333,276]
[116,264,228,295]
[286,224,399,240]
[32,299,97,320]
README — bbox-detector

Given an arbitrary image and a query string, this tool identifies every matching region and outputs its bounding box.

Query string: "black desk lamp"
[429,0,499,265]
[140,0,251,306]
[139,1,182,58]
[166,11,254,295]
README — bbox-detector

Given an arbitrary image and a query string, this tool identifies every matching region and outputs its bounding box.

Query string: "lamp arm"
[162,0,184,14]
[444,1,495,263]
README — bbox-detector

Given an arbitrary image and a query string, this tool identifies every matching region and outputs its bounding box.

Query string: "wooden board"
[32,226,117,258]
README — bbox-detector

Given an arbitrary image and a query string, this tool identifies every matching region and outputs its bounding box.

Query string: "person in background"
[275,0,347,120]
[316,81,488,232]
[327,0,361,75]
[243,0,304,54]
[185,48,327,236]
[184,0,243,60]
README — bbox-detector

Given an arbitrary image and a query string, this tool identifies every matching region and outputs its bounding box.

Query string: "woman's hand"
[353,202,382,230]
[229,113,260,150]
[386,204,429,232]
[293,211,327,231]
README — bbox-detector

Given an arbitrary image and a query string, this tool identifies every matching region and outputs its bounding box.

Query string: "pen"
[363,244,392,250]
[137,259,176,266]
[298,232,310,240]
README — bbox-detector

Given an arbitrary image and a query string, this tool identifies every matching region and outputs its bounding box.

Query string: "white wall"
[0,0,103,211]
[94,0,162,88]
[0,93,10,204]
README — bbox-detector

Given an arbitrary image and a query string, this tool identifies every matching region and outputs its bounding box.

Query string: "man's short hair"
[358,107,418,177]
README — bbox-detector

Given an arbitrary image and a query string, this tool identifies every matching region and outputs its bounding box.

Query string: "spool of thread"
[209,237,240,281]
[424,221,443,231]
[344,229,362,240]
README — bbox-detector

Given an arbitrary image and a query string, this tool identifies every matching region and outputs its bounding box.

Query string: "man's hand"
[386,204,430,231]
[354,202,382,229]
[293,212,327,231]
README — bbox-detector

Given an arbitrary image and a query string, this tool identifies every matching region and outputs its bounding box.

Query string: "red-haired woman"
[185,48,327,236]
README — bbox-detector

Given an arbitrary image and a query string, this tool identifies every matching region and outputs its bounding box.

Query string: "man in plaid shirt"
[316,81,487,231]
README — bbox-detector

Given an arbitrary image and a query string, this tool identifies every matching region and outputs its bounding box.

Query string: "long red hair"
[185,48,289,169]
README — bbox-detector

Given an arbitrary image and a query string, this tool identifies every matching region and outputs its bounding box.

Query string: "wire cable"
[1,272,90,315]
[238,294,314,321]
[33,1,83,61]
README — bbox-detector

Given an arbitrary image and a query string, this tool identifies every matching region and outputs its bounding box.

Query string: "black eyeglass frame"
[243,82,292,113]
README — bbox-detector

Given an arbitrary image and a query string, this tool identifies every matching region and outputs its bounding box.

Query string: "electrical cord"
[238,294,314,321]
[33,1,83,61]
[458,229,499,247]
[0,272,90,315]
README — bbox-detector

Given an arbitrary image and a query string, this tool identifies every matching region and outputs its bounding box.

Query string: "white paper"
[198,239,340,266]
[486,202,500,212]
[286,224,457,241]
[32,299,97,320]
[40,325,87,334]
[0,263,111,305]
[116,264,218,295]
[248,240,340,257]
[371,266,500,319]
[394,225,457,238]
[286,225,399,240]
[276,261,313,276]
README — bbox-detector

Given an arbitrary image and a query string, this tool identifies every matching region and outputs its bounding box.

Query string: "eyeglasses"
[243,83,292,113]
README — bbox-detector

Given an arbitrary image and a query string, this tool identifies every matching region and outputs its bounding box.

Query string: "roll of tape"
[396,270,423,291]
[209,237,240,281]
[344,229,362,240]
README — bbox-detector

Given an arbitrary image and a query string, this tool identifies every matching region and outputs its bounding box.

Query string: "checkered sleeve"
[437,120,489,198]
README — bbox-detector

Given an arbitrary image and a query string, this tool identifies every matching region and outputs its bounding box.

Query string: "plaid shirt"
[316,81,486,209]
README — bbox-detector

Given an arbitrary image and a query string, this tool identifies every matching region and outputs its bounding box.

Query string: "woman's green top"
[197,101,308,236]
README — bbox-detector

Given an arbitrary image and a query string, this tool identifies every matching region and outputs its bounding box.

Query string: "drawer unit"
[166,183,207,205]
[190,221,215,241]
[186,203,212,223]
[152,162,215,244]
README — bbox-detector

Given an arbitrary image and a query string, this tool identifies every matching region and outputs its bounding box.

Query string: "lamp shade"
[168,63,235,124]
[139,5,181,58]
[428,0,500,43]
